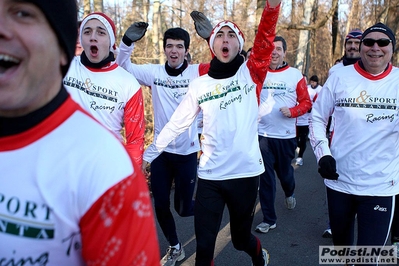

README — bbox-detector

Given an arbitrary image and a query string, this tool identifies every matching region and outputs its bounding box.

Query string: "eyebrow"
[217,29,236,35]
[84,25,107,32]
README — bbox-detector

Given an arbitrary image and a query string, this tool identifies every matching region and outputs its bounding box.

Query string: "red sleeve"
[313,93,318,102]
[198,63,210,76]
[80,162,160,265]
[124,88,145,167]
[247,2,281,103]
[289,77,312,118]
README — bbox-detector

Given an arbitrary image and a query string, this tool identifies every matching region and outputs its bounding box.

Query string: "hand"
[280,107,292,117]
[141,160,151,178]
[318,155,339,180]
[267,0,282,8]
[123,22,149,45]
[190,11,213,40]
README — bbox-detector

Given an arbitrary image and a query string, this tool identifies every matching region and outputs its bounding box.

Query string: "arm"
[80,163,160,265]
[143,86,200,165]
[247,0,281,100]
[116,22,149,79]
[309,80,339,180]
[309,83,335,162]
[289,77,312,118]
[124,88,145,167]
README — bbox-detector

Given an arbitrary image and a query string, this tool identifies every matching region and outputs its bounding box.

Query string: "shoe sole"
[161,250,185,266]
[263,248,270,265]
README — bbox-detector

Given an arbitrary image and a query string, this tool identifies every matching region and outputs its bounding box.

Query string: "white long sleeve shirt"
[143,3,281,180]
[117,43,209,156]
[309,62,399,196]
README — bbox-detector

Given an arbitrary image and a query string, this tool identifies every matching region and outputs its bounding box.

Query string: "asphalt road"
[153,143,398,266]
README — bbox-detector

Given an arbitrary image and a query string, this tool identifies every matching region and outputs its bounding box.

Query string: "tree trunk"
[331,2,339,60]
[294,0,314,72]
[83,0,91,17]
[93,0,103,12]
[152,0,163,64]
[346,0,361,32]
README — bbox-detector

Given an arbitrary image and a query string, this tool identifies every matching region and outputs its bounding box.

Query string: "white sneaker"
[161,246,185,266]
[255,222,276,233]
[285,196,296,210]
[261,248,270,266]
[295,157,303,166]
[252,248,270,266]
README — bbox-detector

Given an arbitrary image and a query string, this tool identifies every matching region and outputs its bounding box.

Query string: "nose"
[89,31,97,41]
[0,13,13,39]
[370,42,381,50]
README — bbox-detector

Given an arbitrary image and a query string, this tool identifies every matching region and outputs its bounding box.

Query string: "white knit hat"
[208,20,245,56]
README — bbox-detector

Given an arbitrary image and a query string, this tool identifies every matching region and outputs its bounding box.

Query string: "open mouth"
[222,47,229,55]
[0,54,20,74]
[90,45,99,56]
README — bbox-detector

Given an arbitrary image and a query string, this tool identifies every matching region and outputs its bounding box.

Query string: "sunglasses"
[362,38,392,47]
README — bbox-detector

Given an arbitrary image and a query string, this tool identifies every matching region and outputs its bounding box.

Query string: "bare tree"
[294,0,315,73]
[152,0,164,64]
[83,0,90,17]
[93,0,103,12]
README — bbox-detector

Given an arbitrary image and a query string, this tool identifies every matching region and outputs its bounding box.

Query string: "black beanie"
[362,22,396,51]
[309,75,319,83]
[28,0,77,76]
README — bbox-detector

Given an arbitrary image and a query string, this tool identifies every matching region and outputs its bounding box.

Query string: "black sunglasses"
[362,38,392,47]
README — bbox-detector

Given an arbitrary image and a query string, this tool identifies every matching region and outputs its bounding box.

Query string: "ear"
[60,49,68,69]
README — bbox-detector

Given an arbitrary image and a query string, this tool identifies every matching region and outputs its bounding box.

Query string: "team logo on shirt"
[64,77,119,102]
[336,90,398,123]
[198,80,255,110]
[0,193,54,240]
[154,78,190,89]
[262,80,296,96]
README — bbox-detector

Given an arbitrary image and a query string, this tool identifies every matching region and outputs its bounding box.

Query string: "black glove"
[318,155,339,180]
[190,11,213,40]
[122,22,149,46]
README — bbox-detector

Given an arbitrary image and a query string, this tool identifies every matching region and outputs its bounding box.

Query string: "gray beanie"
[28,0,78,76]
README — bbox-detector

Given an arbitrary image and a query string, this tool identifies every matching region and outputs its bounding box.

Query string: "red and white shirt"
[0,97,159,265]
[258,65,312,138]
[64,57,145,166]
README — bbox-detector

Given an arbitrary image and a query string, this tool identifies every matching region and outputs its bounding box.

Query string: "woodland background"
[77,0,399,146]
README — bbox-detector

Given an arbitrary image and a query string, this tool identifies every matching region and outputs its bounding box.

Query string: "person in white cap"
[64,12,146,167]
[0,1,159,265]
[141,0,282,265]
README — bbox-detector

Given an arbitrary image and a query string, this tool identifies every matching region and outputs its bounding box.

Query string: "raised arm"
[248,0,281,97]
[116,22,148,73]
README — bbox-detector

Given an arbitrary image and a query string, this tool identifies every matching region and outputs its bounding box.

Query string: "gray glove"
[122,22,149,46]
[190,11,213,40]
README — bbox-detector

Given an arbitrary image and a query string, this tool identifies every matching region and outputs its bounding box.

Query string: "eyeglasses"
[362,38,392,47]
